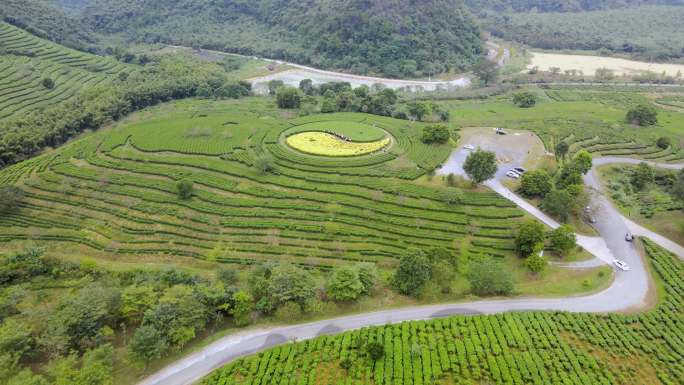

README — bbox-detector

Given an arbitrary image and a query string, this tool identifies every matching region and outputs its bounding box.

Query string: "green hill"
[7,0,484,79]
[0,100,521,269]
[472,1,684,60]
[0,22,128,121]
[0,0,97,51]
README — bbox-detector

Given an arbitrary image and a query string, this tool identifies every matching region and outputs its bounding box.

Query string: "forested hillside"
[469,0,684,61]
[484,6,684,61]
[74,0,482,78]
[0,0,97,52]
[466,0,682,12]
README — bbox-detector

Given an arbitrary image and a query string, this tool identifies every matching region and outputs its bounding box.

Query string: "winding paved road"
[138,152,684,385]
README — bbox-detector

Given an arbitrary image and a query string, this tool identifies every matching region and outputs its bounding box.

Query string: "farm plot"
[203,239,684,385]
[285,132,390,157]
[0,99,523,271]
[0,22,128,121]
[445,88,684,162]
[285,121,388,142]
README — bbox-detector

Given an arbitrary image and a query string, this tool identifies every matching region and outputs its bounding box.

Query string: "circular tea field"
[283,120,391,157]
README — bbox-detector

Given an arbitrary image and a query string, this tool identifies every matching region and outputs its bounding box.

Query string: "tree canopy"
[627,104,658,126]
[463,149,498,184]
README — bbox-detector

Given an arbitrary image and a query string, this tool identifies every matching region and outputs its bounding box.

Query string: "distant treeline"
[481,5,684,61]
[466,0,683,12]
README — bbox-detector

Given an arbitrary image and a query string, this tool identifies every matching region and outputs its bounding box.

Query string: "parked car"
[463,144,475,150]
[513,167,526,174]
[495,127,507,135]
[613,259,631,271]
[625,233,634,242]
[506,170,520,179]
[588,215,597,224]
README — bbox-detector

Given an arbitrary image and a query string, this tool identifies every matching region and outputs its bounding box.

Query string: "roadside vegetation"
[202,239,684,385]
[599,163,684,245]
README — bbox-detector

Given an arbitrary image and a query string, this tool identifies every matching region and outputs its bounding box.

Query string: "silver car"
[613,259,631,271]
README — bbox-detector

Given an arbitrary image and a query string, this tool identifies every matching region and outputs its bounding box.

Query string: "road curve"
[165,44,471,93]
[137,156,683,385]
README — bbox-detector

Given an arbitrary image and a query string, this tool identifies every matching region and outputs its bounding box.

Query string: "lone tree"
[673,169,684,202]
[512,91,537,108]
[0,186,24,212]
[327,266,364,302]
[473,58,499,86]
[365,341,385,361]
[627,104,658,126]
[268,80,284,95]
[276,87,302,109]
[525,251,547,274]
[656,137,671,149]
[254,154,275,174]
[549,224,577,257]
[230,290,255,327]
[630,162,655,190]
[393,250,432,296]
[176,179,194,200]
[42,77,55,89]
[421,124,450,144]
[463,148,497,185]
[571,150,593,175]
[520,169,552,197]
[298,79,314,95]
[515,220,545,258]
[555,141,569,161]
[541,189,575,222]
[467,257,514,296]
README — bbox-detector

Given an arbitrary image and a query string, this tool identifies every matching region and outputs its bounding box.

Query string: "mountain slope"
[0,0,97,52]
[0,21,127,122]
[78,0,483,78]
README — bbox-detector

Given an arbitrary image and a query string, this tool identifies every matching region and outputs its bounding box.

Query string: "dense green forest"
[3,0,481,79]
[481,6,684,60]
[0,0,98,52]
[466,0,682,12]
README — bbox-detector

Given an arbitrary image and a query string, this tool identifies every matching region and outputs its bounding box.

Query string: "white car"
[506,170,520,179]
[463,144,475,150]
[613,259,631,271]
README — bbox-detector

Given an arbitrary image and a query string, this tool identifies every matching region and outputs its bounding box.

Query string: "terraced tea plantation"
[0,22,128,120]
[0,98,523,270]
[202,239,684,385]
[447,88,684,163]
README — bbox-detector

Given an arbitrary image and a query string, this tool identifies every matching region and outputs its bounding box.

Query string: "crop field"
[286,133,391,157]
[202,239,684,385]
[0,22,128,120]
[656,96,684,111]
[0,98,526,270]
[444,88,684,162]
[285,121,388,142]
